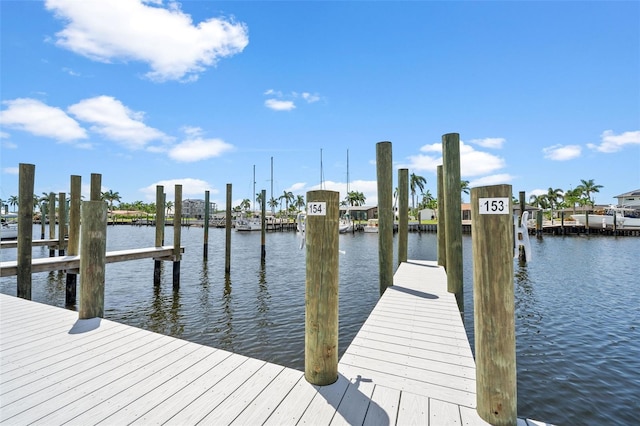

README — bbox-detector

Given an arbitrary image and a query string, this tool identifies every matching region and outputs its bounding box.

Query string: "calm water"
[1,226,638,425]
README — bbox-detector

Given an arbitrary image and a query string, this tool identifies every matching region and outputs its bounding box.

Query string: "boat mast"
[320,148,325,189]
[253,164,256,213]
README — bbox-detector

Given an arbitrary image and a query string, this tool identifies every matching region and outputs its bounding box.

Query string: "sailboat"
[339,149,354,234]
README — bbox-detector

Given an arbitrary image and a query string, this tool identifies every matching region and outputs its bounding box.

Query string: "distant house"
[182,199,217,219]
[615,189,640,207]
[339,205,377,221]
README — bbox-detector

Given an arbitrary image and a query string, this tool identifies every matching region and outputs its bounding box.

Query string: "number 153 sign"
[479,197,509,214]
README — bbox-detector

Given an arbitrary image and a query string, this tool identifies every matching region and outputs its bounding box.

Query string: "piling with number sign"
[79,200,108,319]
[172,185,182,288]
[305,190,339,386]
[226,184,232,273]
[204,190,210,259]
[471,184,517,426]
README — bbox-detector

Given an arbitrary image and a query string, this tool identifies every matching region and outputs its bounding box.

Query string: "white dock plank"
[397,390,430,425]
[230,368,305,425]
[362,384,400,426]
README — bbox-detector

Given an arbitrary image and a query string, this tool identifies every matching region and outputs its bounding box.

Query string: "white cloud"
[302,92,320,103]
[140,178,217,201]
[587,130,640,153]
[3,167,19,175]
[45,0,249,82]
[469,174,514,188]
[469,137,506,149]
[168,137,234,162]
[0,98,88,142]
[263,89,322,110]
[265,99,296,111]
[543,144,582,161]
[402,140,505,177]
[68,96,168,149]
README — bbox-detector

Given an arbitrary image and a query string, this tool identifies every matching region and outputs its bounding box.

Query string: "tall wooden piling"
[398,168,408,265]
[536,210,543,238]
[442,133,463,313]
[48,192,56,257]
[154,185,165,286]
[172,185,182,288]
[225,184,232,273]
[437,165,446,268]
[471,184,517,426]
[304,190,339,386]
[17,163,35,300]
[66,175,81,305]
[79,200,108,319]
[261,189,267,262]
[376,141,393,295]
[90,173,101,201]
[58,192,67,256]
[203,190,210,259]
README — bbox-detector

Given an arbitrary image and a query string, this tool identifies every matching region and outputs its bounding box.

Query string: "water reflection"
[256,262,272,347]
[217,273,236,352]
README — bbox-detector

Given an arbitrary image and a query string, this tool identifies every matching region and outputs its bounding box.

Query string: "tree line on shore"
[0,177,603,221]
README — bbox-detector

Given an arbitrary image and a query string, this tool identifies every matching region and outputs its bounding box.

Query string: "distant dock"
[0,261,552,425]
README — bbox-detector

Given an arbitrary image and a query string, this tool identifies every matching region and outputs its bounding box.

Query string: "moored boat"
[571,205,640,230]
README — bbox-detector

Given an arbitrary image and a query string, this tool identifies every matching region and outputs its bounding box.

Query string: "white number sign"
[307,202,326,216]
[479,197,509,214]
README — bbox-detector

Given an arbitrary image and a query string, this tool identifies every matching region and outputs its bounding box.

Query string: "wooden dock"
[0,246,184,278]
[0,260,551,425]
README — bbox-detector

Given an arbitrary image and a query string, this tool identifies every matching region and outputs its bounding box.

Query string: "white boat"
[235,213,262,231]
[571,205,640,230]
[1,218,18,240]
[339,210,353,234]
[363,218,379,233]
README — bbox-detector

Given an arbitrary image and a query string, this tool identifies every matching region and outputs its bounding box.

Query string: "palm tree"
[409,173,427,211]
[545,187,563,224]
[165,201,174,217]
[8,195,18,212]
[577,179,603,207]
[563,187,582,214]
[460,180,470,202]
[101,190,121,212]
[256,192,265,211]
[295,195,305,211]
[268,197,279,213]
[240,198,251,212]
[345,191,366,206]
[279,191,294,217]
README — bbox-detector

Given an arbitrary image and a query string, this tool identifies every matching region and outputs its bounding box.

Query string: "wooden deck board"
[0,259,553,425]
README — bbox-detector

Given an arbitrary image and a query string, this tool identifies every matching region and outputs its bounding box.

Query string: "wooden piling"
[172,185,182,288]
[304,190,339,386]
[398,168,408,265]
[79,200,108,319]
[90,173,101,201]
[376,141,393,295]
[471,184,517,426]
[225,184,232,273]
[204,190,210,259]
[48,192,56,257]
[437,165,446,268]
[66,175,81,305]
[536,210,543,238]
[17,163,35,300]
[442,133,463,313]
[58,192,67,256]
[154,185,165,286]
[261,189,267,262]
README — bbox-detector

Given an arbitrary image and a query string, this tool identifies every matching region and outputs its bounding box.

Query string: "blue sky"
[1,0,639,211]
